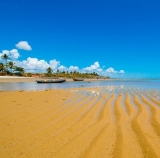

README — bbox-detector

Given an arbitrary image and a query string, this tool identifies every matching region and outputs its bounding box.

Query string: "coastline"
[0,76,110,83]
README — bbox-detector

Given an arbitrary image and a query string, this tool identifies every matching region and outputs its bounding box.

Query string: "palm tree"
[19,67,24,74]
[56,69,59,74]
[46,67,53,74]
[1,53,9,74]
[16,66,24,73]
[13,66,25,75]
[8,61,14,73]
[0,62,5,72]
[1,53,9,64]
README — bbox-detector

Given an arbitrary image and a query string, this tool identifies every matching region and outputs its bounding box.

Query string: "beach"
[0,87,160,158]
[0,76,107,83]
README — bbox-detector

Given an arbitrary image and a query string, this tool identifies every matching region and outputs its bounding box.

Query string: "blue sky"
[0,0,160,78]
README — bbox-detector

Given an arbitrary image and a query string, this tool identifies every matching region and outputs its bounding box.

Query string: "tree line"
[0,54,109,79]
[45,67,108,79]
[0,53,24,75]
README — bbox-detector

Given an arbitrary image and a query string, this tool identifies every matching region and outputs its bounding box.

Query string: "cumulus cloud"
[0,50,10,56]
[106,67,117,73]
[10,49,20,60]
[49,59,60,70]
[95,68,103,72]
[119,70,125,73]
[16,41,32,51]
[105,67,125,74]
[1,44,126,77]
[16,57,49,72]
[83,61,100,71]
[68,66,79,72]
[103,67,125,77]
[58,65,67,71]
[0,49,20,60]
[15,58,63,73]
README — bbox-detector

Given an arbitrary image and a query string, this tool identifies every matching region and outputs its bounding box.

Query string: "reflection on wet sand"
[0,86,160,158]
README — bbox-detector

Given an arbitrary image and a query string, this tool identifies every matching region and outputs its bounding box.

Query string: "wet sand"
[0,87,160,158]
[0,77,107,83]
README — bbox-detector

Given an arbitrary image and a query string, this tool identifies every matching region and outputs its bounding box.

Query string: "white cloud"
[49,59,60,70]
[1,44,126,77]
[0,50,10,56]
[106,67,117,73]
[105,67,125,75]
[15,58,63,73]
[58,65,67,71]
[14,58,125,77]
[0,49,20,61]
[119,70,125,73]
[97,68,103,72]
[83,61,100,71]
[68,66,79,72]
[10,49,20,60]
[16,41,32,51]
[16,57,49,72]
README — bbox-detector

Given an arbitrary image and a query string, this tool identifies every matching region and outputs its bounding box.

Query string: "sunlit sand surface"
[0,86,160,158]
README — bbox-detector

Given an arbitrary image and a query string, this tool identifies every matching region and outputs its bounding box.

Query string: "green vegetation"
[0,62,5,72]
[46,67,53,76]
[1,53,9,64]
[45,67,109,79]
[0,53,24,76]
[0,55,109,79]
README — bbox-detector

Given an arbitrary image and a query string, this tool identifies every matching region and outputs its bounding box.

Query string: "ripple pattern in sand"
[0,86,160,158]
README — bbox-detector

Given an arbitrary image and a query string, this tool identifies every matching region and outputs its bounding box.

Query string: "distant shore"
[0,76,110,83]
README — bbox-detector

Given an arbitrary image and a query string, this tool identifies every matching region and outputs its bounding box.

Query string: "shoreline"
[0,76,111,83]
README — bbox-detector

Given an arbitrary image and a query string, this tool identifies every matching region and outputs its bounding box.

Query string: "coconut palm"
[0,62,5,72]
[8,61,15,73]
[46,67,53,74]
[19,67,24,74]
[1,53,9,64]
[56,69,59,74]
[14,66,24,72]
[1,53,9,74]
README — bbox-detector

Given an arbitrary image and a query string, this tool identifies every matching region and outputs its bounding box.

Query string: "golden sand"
[0,87,160,158]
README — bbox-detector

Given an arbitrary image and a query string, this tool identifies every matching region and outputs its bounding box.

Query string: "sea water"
[0,79,160,91]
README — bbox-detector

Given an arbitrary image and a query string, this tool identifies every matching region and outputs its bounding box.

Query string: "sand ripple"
[0,86,160,158]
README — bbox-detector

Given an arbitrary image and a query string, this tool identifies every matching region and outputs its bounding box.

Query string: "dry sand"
[0,76,37,83]
[0,87,160,158]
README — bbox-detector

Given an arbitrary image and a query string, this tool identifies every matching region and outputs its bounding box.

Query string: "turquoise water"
[0,80,160,91]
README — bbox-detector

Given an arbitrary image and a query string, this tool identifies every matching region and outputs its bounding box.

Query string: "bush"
[0,72,7,76]
[25,73,32,77]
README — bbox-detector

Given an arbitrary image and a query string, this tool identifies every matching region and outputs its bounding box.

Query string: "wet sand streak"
[0,87,160,158]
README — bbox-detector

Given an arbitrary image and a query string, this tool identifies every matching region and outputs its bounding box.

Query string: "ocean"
[0,79,160,91]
